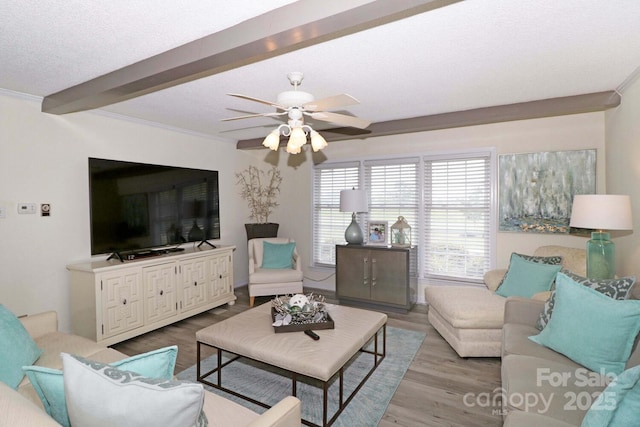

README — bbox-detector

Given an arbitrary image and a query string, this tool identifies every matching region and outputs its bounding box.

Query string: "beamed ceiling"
[1,0,639,150]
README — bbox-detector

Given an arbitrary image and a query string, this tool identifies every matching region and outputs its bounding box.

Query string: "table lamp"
[339,188,368,245]
[569,194,632,279]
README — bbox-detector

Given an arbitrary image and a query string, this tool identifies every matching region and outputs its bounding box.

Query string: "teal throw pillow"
[495,253,562,298]
[529,273,640,376]
[261,241,295,269]
[0,304,43,389]
[62,353,207,427]
[23,345,178,427]
[536,271,636,330]
[581,364,640,427]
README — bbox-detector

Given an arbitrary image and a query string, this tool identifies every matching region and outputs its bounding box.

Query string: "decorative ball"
[289,294,309,308]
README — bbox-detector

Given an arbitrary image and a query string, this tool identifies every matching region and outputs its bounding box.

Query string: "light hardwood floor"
[112,288,503,427]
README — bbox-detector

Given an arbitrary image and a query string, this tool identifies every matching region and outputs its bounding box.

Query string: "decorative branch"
[235,166,282,223]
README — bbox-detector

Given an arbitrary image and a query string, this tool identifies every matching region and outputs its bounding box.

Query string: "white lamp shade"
[262,129,281,151]
[310,131,327,152]
[288,127,307,148]
[570,194,633,230]
[340,189,368,213]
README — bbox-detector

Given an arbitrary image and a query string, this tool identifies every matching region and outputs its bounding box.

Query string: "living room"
[1,1,640,426]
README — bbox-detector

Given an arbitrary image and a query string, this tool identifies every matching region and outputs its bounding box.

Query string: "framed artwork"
[499,149,596,234]
[367,221,388,245]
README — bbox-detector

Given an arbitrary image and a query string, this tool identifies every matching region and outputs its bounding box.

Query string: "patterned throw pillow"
[62,353,208,427]
[536,270,637,330]
[23,345,179,427]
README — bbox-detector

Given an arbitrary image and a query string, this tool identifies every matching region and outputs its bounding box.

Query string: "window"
[364,158,420,245]
[423,153,492,282]
[312,150,494,282]
[312,162,360,266]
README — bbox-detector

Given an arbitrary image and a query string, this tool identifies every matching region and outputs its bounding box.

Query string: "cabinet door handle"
[363,257,369,285]
[194,281,198,287]
[159,290,164,296]
[219,274,222,279]
[122,298,127,305]
[372,258,377,286]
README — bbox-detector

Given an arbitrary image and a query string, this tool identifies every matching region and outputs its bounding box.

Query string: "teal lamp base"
[586,232,615,280]
[344,213,364,245]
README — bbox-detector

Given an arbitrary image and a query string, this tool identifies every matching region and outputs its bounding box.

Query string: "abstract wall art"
[499,149,596,233]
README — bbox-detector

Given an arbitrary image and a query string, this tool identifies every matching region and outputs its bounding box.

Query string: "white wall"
[0,92,247,332]
[0,87,615,332]
[242,112,607,302]
[605,74,640,278]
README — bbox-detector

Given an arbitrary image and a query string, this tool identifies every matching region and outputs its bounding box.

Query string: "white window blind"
[364,158,420,245]
[423,154,491,282]
[312,162,360,266]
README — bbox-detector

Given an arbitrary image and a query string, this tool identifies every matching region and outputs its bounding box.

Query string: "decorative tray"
[270,293,334,333]
[271,308,334,333]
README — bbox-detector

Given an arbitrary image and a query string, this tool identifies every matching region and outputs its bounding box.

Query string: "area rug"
[177,326,425,426]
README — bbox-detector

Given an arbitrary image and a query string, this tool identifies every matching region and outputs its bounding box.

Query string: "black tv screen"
[89,158,220,255]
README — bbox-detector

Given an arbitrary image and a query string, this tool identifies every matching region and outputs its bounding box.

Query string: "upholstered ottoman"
[425,285,505,357]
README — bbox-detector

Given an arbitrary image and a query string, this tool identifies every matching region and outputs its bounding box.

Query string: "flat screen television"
[89,158,220,255]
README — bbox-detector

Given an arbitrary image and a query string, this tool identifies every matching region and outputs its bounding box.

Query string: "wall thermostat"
[41,204,51,217]
[17,203,37,214]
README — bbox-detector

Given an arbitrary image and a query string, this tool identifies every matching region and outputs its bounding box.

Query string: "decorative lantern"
[391,216,412,247]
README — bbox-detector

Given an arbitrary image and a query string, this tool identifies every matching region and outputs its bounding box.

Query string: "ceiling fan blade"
[304,94,360,111]
[221,112,286,122]
[309,111,371,129]
[227,93,286,110]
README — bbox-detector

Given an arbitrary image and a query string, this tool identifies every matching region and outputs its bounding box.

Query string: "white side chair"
[247,237,304,307]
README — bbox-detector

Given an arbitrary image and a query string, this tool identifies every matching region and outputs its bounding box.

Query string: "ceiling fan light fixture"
[287,126,307,151]
[310,130,327,152]
[262,129,281,150]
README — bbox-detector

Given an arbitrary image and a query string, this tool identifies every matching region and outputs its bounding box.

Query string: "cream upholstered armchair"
[247,237,303,307]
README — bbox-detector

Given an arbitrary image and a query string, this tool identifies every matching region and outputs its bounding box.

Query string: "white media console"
[67,245,236,346]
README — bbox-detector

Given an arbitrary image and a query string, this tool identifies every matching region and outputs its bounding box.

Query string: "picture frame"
[367,221,388,245]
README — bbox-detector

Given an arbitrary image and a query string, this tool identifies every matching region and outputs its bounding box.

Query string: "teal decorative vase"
[586,232,615,280]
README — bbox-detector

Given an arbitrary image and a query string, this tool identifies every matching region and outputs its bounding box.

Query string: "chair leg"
[249,296,255,307]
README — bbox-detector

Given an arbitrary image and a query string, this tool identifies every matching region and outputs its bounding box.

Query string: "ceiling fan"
[222,72,371,153]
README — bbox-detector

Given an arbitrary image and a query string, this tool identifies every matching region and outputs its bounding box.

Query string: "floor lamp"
[569,194,633,279]
[340,189,368,245]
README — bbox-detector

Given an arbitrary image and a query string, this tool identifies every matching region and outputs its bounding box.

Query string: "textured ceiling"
[2,0,640,143]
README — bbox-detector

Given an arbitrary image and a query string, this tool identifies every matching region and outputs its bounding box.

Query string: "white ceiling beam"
[42,0,460,114]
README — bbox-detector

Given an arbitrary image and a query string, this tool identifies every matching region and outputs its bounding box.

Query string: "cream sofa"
[425,245,586,357]
[501,285,640,426]
[1,310,301,427]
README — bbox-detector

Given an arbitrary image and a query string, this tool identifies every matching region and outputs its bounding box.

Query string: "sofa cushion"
[483,268,508,291]
[495,254,561,298]
[501,354,608,426]
[425,285,506,329]
[0,304,43,389]
[62,353,207,427]
[533,245,586,276]
[529,273,640,376]
[581,364,640,427]
[536,271,636,330]
[502,323,581,366]
[262,241,295,269]
[0,381,59,427]
[23,346,178,427]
